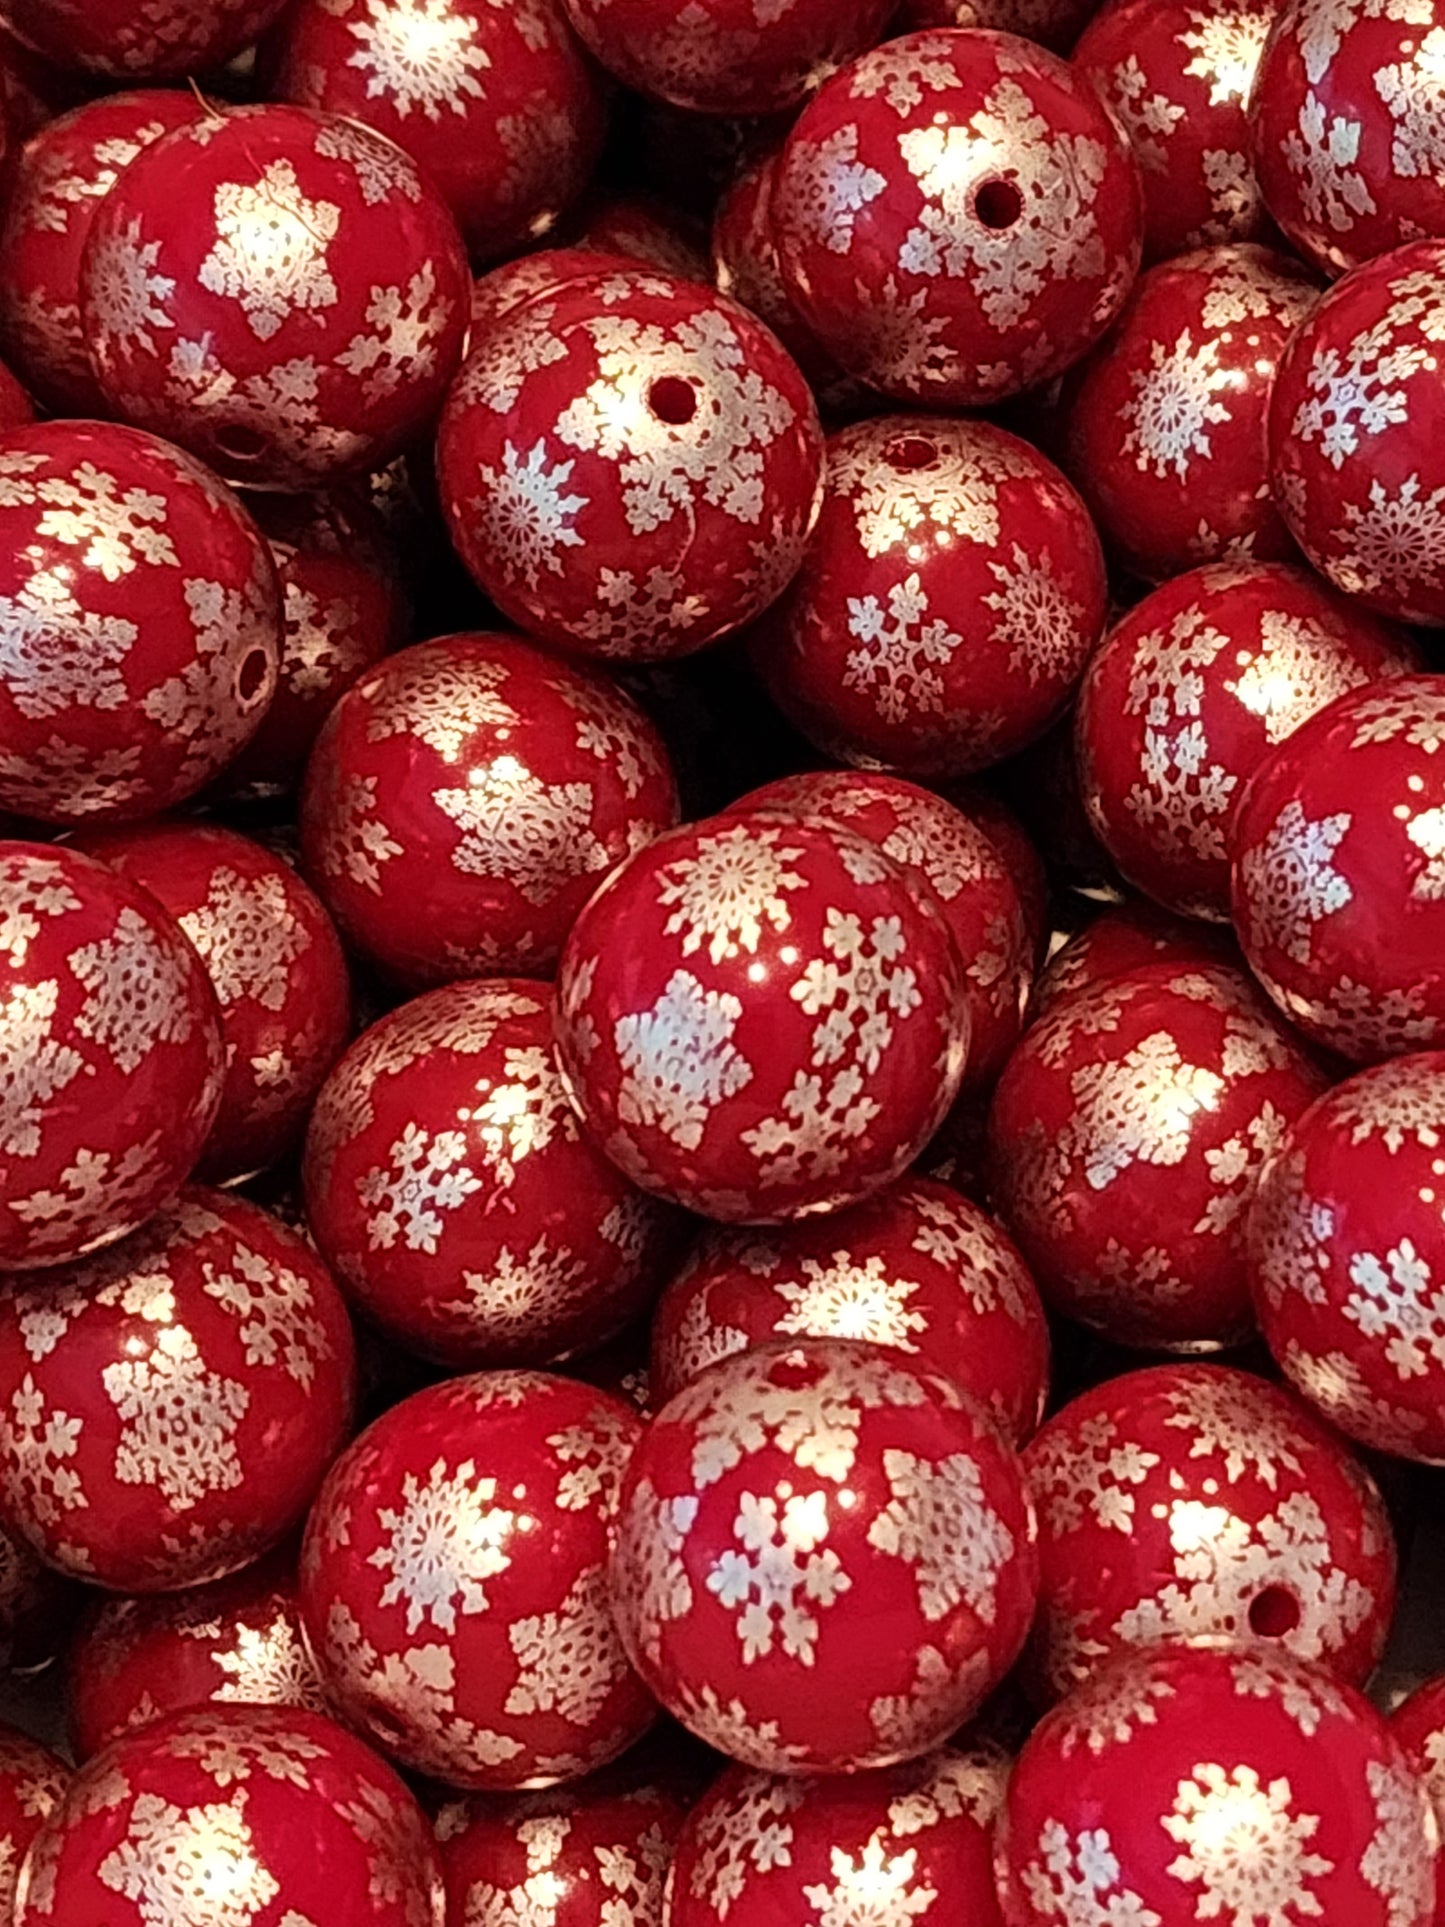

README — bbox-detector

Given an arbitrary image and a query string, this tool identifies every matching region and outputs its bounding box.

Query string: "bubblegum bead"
[554,810,970,1221]
[663,1741,1010,1924]
[1073,0,1277,261]
[302,979,681,1369]
[771,29,1144,406]
[0,842,226,1271]
[66,1553,326,1758]
[299,633,678,984]
[0,1189,355,1590]
[751,414,1107,779]
[557,0,893,115]
[1031,900,1243,1018]
[300,1372,655,1789]
[1075,560,1416,920]
[0,0,290,76]
[1024,1363,1396,1704]
[266,0,608,264]
[436,267,823,661]
[987,960,1328,1350]
[649,1174,1049,1441]
[610,1338,1038,1772]
[0,90,205,416]
[0,1731,66,1924]
[1392,1676,1445,1927]
[14,1706,445,1927]
[996,1643,1437,1927]
[1066,246,1319,583]
[81,104,471,490]
[75,820,352,1185]
[898,0,1095,45]
[1270,240,1445,625]
[0,420,281,825]
[1230,675,1445,1060]
[1248,1053,1445,1461]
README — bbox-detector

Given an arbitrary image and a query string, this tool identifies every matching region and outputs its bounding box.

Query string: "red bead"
[1269,240,1445,625]
[650,1174,1050,1443]
[302,979,681,1369]
[1073,0,1277,262]
[556,0,893,115]
[71,820,352,1185]
[664,1741,1010,1924]
[0,357,31,429]
[0,1728,67,1927]
[266,0,608,264]
[1024,1363,1396,1706]
[897,0,1095,47]
[0,420,281,825]
[554,809,970,1221]
[568,191,713,281]
[1392,1675,1445,1927]
[1066,246,1320,584]
[1076,560,1417,920]
[14,1706,444,1927]
[947,782,1051,962]
[1031,900,1242,1018]
[0,90,206,416]
[0,1189,355,1589]
[1253,0,1445,277]
[771,29,1143,406]
[81,103,470,491]
[751,414,1107,779]
[0,842,226,1271]
[611,1337,1038,1772]
[469,245,642,336]
[987,960,1328,1350]
[0,0,291,77]
[1230,675,1445,1060]
[436,267,823,661]
[300,1371,655,1789]
[996,1643,1437,1927]
[299,632,678,985]
[1248,1051,1445,1460]
[66,1552,326,1758]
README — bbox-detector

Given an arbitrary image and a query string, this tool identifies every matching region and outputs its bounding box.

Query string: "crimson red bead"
[1230,675,1445,1060]
[436,267,823,661]
[1076,560,1417,920]
[611,1337,1038,1772]
[1066,246,1319,584]
[470,245,640,337]
[1031,900,1242,1018]
[898,0,1095,45]
[751,414,1107,780]
[14,1705,445,1927]
[0,842,226,1271]
[0,1189,355,1589]
[0,1730,66,1925]
[771,29,1144,406]
[996,1643,1437,1927]
[0,420,281,825]
[0,0,290,77]
[987,960,1328,1350]
[303,979,680,1369]
[300,1371,655,1789]
[1392,1675,1445,1927]
[81,103,471,491]
[555,809,970,1221]
[299,632,678,985]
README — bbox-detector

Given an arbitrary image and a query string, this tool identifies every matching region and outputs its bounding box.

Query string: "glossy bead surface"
[0,0,290,76]
[1230,675,1445,1060]
[300,1372,655,1788]
[0,1189,355,1589]
[611,1338,1038,1772]
[1066,246,1319,583]
[751,414,1107,779]
[13,1706,445,1927]
[303,979,681,1369]
[0,1729,66,1926]
[898,0,1095,46]
[771,29,1144,406]
[987,960,1328,1350]
[0,420,281,824]
[554,810,970,1221]
[1030,900,1243,1017]
[1392,1675,1445,1927]
[996,1643,1437,1927]
[299,632,678,984]
[0,842,226,1271]
[82,104,470,490]
[1076,560,1416,919]
[650,1174,1049,1443]
[437,267,823,661]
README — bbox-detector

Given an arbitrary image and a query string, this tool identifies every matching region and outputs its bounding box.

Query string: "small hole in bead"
[973,178,1024,230]
[236,649,269,704]
[212,424,270,464]
[1248,1585,1302,1638]
[885,435,939,471]
[648,376,698,425]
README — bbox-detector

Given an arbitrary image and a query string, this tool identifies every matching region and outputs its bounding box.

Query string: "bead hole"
[885,435,939,471]
[213,424,270,464]
[973,178,1024,230]
[236,649,270,704]
[1248,1585,1302,1638]
[648,376,698,425]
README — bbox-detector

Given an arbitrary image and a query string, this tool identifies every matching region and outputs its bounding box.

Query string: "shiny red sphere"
[1392,1674,1445,1927]
[0,1728,66,1926]
[0,0,290,76]
[1031,900,1243,1018]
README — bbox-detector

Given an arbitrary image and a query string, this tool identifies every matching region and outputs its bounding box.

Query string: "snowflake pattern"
[685,1775,803,1920]
[1225,609,1379,745]
[773,1254,927,1350]
[370,1457,514,1633]
[180,869,308,1012]
[336,264,450,403]
[6,460,178,580]
[345,0,491,118]
[474,439,587,585]
[1335,472,1445,605]
[1064,1032,1225,1191]
[983,542,1085,684]
[199,160,339,341]
[614,969,753,1151]
[706,1487,851,1662]
[99,1789,278,1927]
[786,125,887,255]
[1240,800,1353,963]
[0,563,136,721]
[84,215,175,353]
[1123,330,1235,479]
[1362,1756,1435,1927]
[1118,602,1237,862]
[803,1836,936,1926]
[1283,94,1376,239]
[656,826,806,966]
[1163,1764,1332,1923]
[1374,24,1445,182]
[3,1374,86,1524]
[1030,1411,1162,1535]
[0,980,84,1160]
[844,572,959,721]
[201,1244,331,1390]
[358,1123,483,1254]
[103,1326,249,1511]
[1292,318,1428,470]
[1161,1376,1305,1489]
[505,1565,622,1725]
[1022,1821,1162,1926]
[434,763,606,900]
[868,1447,1013,1624]
[1345,1237,1445,1377]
